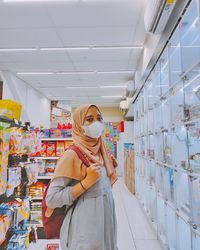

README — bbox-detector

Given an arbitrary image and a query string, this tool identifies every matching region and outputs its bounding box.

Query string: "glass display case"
[133,1,200,249]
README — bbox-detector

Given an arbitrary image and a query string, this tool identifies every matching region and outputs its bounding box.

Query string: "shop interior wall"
[1,71,50,128]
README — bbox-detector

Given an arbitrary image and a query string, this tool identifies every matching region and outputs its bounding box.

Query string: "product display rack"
[29,136,73,239]
[134,1,200,250]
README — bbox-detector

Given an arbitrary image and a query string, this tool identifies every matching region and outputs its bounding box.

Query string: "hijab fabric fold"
[53,104,117,185]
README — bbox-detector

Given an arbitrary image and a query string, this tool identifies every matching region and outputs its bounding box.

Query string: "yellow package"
[0,99,22,120]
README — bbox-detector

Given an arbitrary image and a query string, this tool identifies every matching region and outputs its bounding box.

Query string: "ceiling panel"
[46,1,141,28]
[0,28,62,47]
[0,4,52,29]
[57,27,134,46]
[0,0,147,107]
[0,51,70,63]
[11,62,75,72]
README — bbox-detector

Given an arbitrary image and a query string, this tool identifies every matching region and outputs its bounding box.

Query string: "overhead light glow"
[100,85,126,88]
[0,48,37,52]
[17,71,134,75]
[3,0,76,2]
[101,96,122,98]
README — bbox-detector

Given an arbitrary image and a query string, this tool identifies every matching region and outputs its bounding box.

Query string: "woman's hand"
[72,163,101,199]
[81,163,101,189]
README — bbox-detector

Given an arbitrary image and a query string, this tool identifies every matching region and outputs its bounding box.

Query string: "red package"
[41,142,47,156]
[46,142,56,157]
[47,243,59,250]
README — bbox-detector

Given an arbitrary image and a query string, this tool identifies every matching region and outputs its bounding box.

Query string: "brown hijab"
[53,104,117,185]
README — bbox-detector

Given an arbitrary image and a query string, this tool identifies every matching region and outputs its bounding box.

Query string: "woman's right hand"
[81,163,101,189]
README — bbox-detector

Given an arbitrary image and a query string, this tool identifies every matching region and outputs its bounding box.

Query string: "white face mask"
[82,121,104,139]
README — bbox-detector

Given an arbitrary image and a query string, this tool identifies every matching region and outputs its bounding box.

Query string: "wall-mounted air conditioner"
[144,0,177,34]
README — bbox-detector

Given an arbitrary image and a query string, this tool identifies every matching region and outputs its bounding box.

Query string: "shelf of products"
[134,1,200,249]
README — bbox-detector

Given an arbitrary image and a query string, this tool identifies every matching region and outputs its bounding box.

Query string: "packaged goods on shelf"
[0,129,10,195]
[56,141,65,157]
[45,160,56,176]
[46,142,56,157]
[28,182,47,199]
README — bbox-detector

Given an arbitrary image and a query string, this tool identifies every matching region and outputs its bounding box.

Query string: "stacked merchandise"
[103,122,120,158]
[124,143,135,194]
[0,116,40,249]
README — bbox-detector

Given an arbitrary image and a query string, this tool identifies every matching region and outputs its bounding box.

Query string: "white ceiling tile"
[47,1,143,28]
[0,4,52,29]
[57,27,134,46]
[12,62,74,72]
[0,28,62,47]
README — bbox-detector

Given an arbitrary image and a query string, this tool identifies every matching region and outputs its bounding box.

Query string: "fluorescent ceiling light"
[97,71,134,74]
[38,85,126,89]
[101,96,122,98]
[17,71,134,75]
[40,46,143,51]
[0,48,37,52]
[3,0,76,2]
[100,85,126,88]
[40,47,89,51]
[17,72,54,75]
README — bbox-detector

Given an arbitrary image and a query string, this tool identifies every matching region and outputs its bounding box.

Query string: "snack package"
[46,142,56,157]
[56,141,65,157]
[0,128,10,195]
[37,160,46,176]
[45,160,56,175]
[41,142,47,157]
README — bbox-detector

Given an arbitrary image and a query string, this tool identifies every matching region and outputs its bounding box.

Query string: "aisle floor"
[113,179,163,250]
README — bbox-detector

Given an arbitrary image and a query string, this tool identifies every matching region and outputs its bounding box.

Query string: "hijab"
[53,104,117,185]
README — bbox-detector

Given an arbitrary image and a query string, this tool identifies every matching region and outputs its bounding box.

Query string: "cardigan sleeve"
[46,177,76,209]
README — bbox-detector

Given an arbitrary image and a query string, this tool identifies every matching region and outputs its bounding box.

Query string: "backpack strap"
[68,144,90,167]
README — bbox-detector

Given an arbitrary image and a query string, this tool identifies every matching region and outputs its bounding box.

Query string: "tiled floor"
[113,179,163,250]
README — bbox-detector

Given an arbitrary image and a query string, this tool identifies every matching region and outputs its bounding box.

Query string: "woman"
[46,104,118,250]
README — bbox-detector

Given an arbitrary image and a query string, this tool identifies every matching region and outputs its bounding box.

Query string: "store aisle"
[113,179,163,250]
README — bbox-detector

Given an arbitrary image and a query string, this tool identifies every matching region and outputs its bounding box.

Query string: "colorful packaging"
[0,129,10,195]
[45,160,56,175]
[41,142,47,157]
[56,141,65,157]
[46,142,56,157]
[37,160,46,176]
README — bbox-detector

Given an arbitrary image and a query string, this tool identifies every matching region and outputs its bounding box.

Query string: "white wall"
[1,71,50,128]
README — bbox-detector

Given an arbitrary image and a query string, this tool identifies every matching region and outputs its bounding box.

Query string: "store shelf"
[30,196,43,200]
[35,157,59,160]
[37,176,52,180]
[40,137,72,141]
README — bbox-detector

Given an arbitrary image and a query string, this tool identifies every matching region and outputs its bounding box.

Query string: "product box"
[41,142,47,157]
[45,160,56,175]
[56,141,65,157]
[46,142,56,157]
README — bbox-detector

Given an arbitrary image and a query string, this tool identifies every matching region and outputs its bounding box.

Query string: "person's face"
[83,106,103,126]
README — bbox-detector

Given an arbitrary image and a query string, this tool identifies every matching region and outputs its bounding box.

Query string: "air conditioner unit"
[144,0,177,34]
